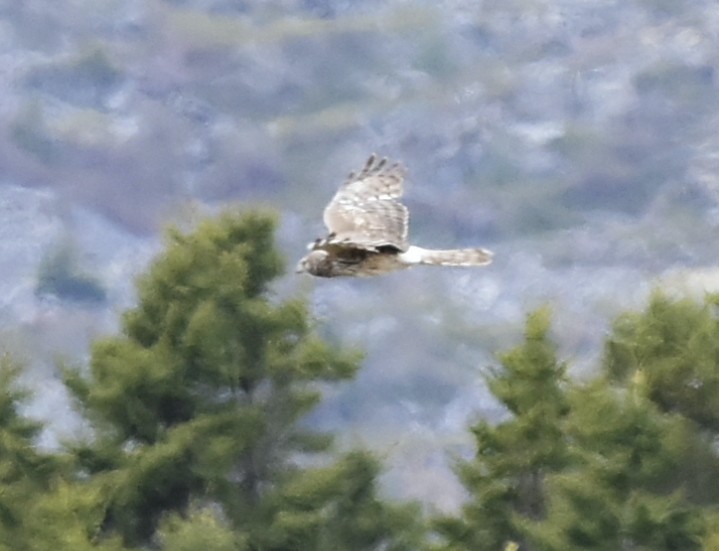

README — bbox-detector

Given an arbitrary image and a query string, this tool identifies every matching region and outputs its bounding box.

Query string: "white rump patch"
[398,245,426,265]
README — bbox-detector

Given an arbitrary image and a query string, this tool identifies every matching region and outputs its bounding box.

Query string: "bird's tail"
[400,246,493,267]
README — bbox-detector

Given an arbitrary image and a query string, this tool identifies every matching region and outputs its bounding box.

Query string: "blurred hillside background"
[1,0,718,510]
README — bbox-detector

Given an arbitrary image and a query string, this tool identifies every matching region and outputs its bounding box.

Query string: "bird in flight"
[297,154,493,278]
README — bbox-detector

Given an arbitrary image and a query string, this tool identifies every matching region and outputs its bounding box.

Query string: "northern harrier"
[297,154,493,278]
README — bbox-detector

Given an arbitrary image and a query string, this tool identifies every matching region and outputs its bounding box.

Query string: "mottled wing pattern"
[322,154,409,251]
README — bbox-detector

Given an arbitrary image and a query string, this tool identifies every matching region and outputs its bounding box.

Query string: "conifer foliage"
[6,211,719,550]
[61,211,422,549]
[434,308,570,550]
[605,292,719,431]
[437,297,719,551]
[523,378,706,550]
[0,355,60,549]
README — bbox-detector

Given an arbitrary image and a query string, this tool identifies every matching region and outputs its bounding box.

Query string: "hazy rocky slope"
[1,0,718,508]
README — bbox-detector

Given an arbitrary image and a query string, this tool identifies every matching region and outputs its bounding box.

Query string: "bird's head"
[296,249,331,277]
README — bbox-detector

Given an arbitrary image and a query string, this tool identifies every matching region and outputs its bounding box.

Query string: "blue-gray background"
[1,0,717,511]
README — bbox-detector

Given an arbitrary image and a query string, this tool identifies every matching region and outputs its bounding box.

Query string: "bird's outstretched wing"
[322,154,409,251]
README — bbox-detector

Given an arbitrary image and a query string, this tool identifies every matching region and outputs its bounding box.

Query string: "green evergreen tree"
[603,291,719,506]
[703,517,719,551]
[434,308,570,550]
[23,480,127,551]
[0,354,64,550]
[62,210,424,549]
[604,292,719,431]
[256,451,424,551]
[521,378,706,550]
[158,506,244,551]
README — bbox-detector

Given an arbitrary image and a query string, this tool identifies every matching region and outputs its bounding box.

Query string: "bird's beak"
[295,261,305,274]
